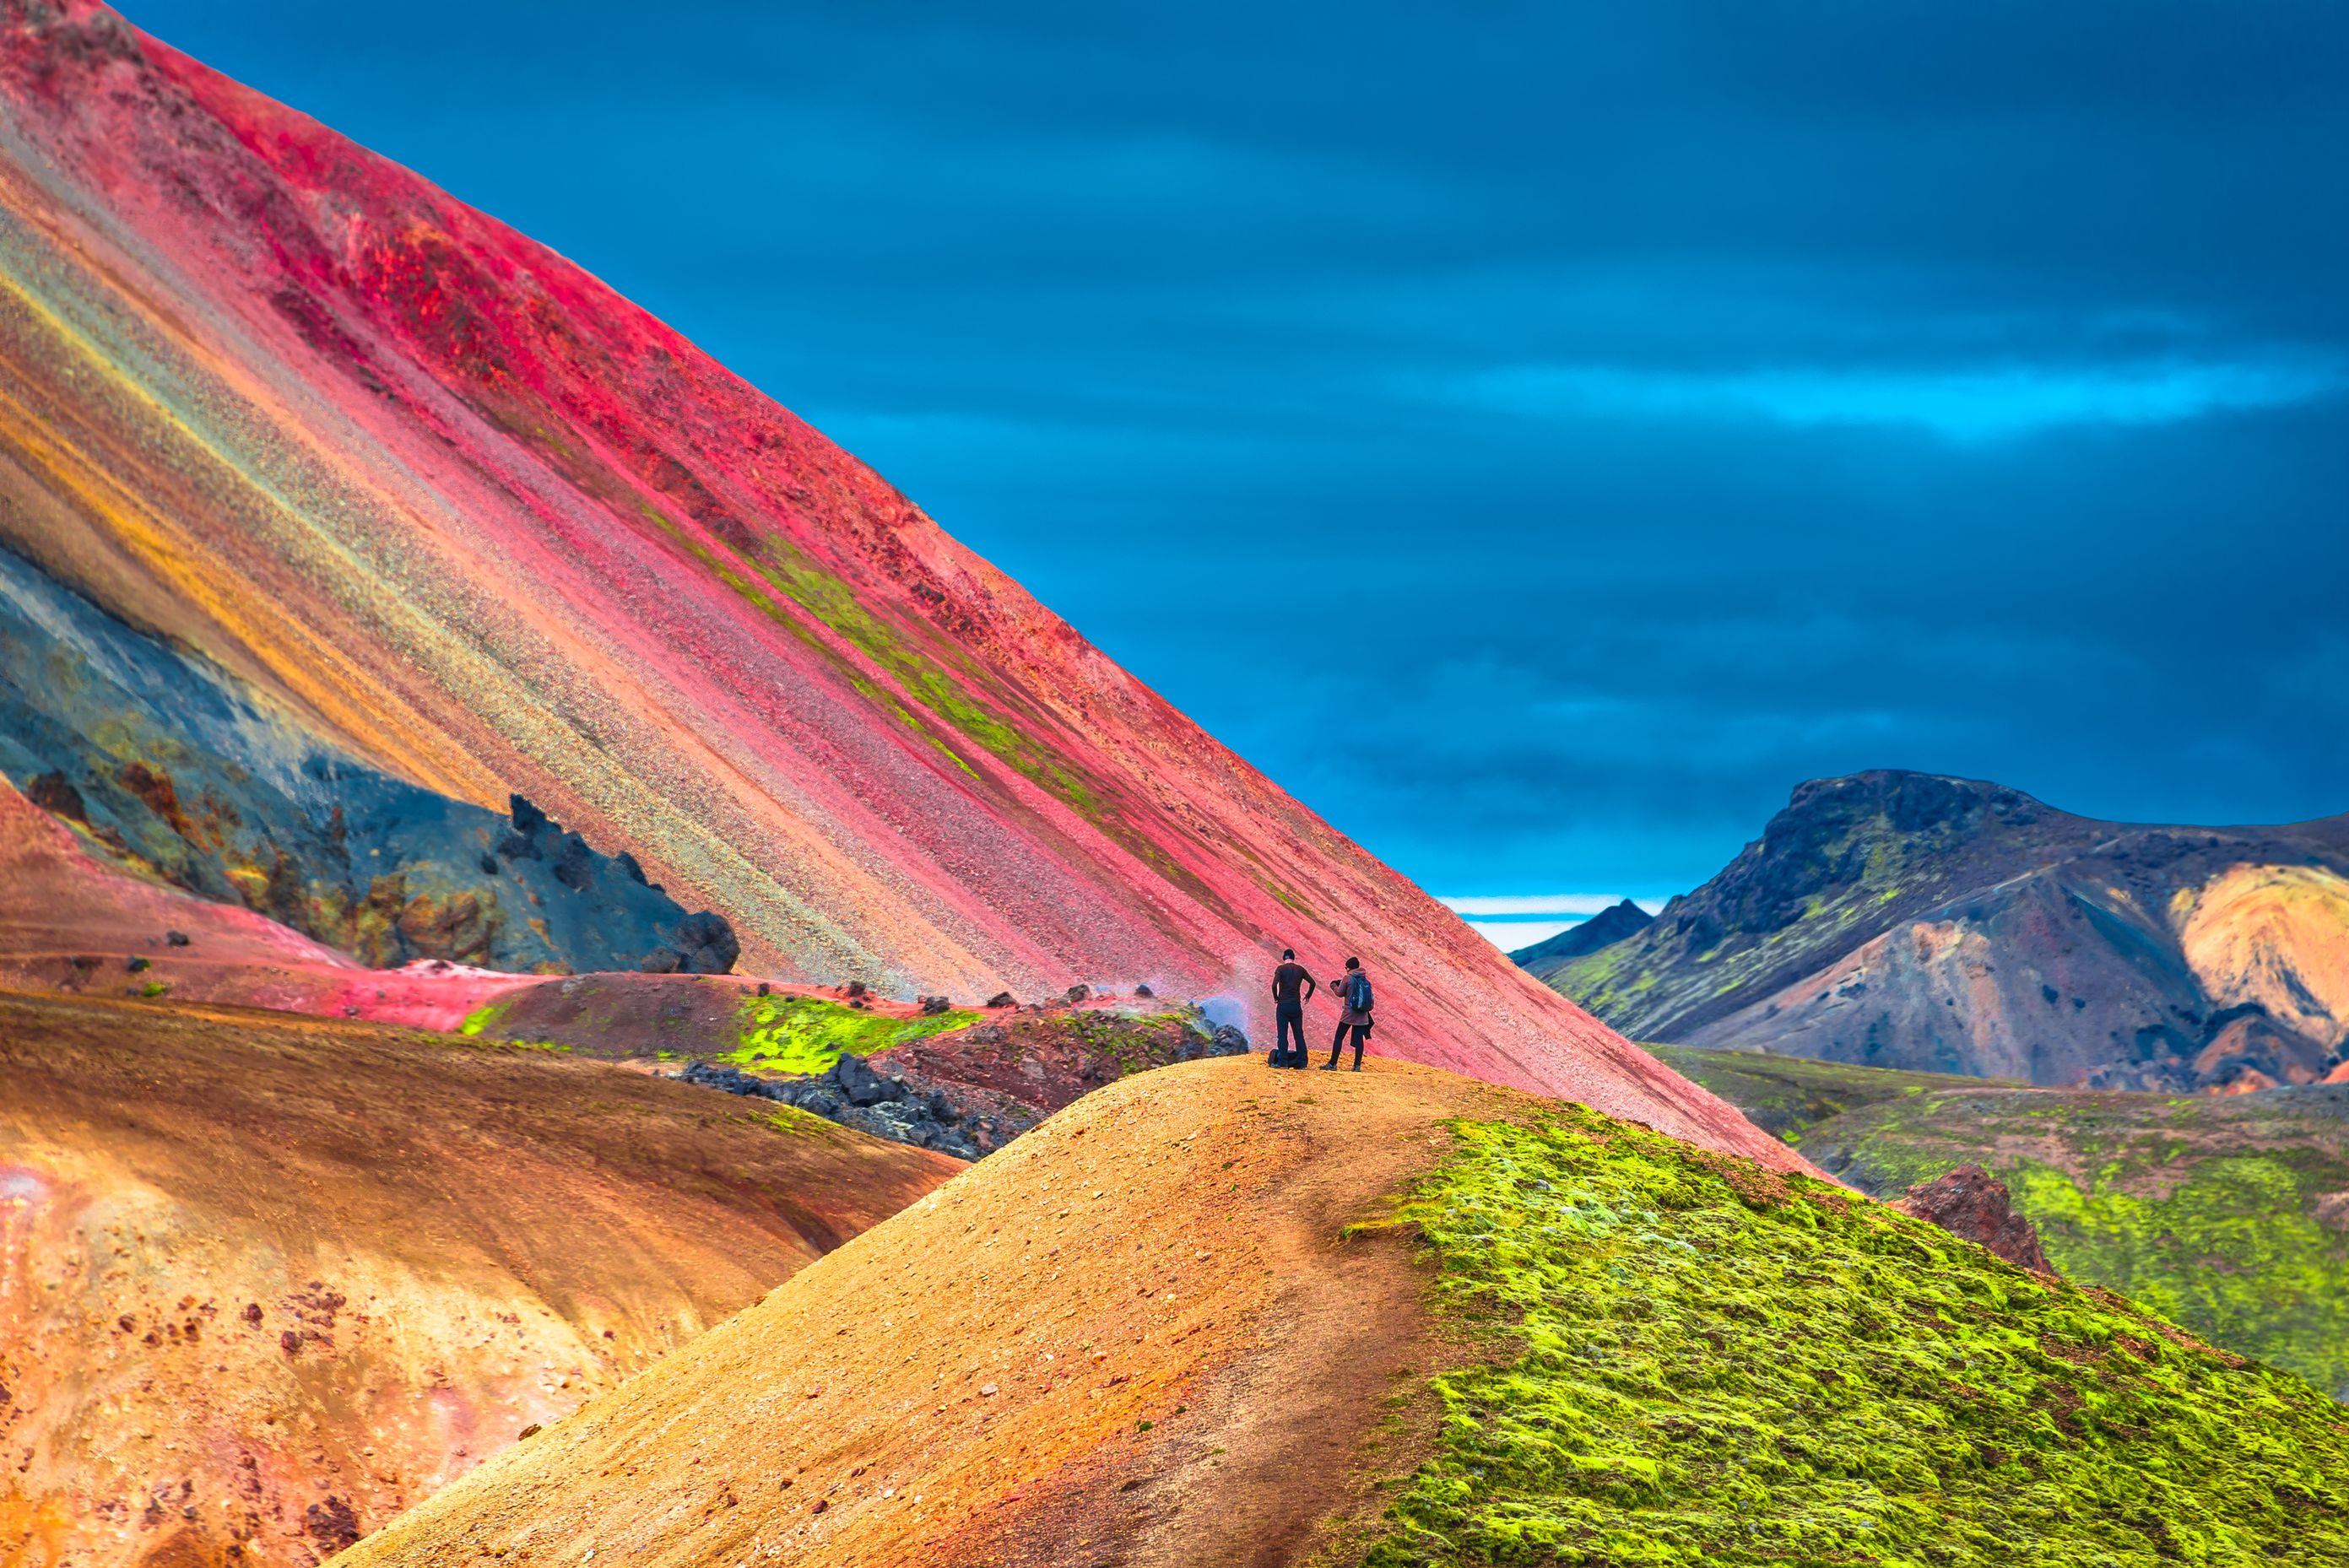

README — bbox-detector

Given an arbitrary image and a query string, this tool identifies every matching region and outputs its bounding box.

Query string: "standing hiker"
[1269,948,1316,1068]
[1323,956,1372,1072]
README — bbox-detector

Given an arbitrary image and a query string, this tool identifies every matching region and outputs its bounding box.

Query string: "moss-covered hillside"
[1647,1043,2016,1139]
[1803,1083,2349,1403]
[1655,1044,2349,1402]
[1364,1105,2349,1566]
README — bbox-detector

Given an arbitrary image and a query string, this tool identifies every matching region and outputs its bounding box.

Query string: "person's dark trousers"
[1275,1003,1307,1067]
[1325,1021,1367,1069]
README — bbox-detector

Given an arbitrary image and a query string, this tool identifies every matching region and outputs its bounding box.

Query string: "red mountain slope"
[0,2,1784,1165]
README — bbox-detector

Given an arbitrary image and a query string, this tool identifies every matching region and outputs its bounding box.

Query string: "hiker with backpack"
[1324,957,1373,1071]
[1269,948,1317,1068]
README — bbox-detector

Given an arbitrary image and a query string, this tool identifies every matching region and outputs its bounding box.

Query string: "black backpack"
[1347,972,1373,1013]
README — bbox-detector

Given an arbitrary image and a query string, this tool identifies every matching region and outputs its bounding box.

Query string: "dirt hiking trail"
[334,1057,1537,1567]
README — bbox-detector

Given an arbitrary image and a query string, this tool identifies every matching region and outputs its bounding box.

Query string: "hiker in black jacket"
[1323,957,1372,1071]
[1269,949,1315,1068]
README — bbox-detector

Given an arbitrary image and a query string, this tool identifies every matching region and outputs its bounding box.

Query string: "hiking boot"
[1318,1061,1338,1071]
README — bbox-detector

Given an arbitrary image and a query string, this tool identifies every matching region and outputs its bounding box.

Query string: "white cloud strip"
[1439,894,1654,916]
[1422,355,2348,443]
[1462,918,1578,949]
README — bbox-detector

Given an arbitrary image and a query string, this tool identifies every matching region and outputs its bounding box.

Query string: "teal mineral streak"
[1360,1106,2349,1566]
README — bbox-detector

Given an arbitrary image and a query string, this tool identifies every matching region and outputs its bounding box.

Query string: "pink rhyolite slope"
[0,2,1791,1166]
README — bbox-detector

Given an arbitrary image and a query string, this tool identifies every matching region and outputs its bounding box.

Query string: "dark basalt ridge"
[0,544,731,976]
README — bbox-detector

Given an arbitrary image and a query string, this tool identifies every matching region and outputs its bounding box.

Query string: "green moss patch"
[457,999,511,1038]
[723,994,979,1075]
[756,1104,847,1142]
[1660,1049,2349,1400]
[1361,1106,2349,1566]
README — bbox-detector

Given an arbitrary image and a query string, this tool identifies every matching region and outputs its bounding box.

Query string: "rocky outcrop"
[0,545,732,976]
[875,1007,1252,1123]
[0,770,533,1029]
[683,1055,1009,1161]
[659,911,743,976]
[1892,1164,2053,1272]
[677,1004,1253,1160]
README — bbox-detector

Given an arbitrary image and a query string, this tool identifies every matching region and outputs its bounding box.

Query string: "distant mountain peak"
[1650,770,2089,957]
[1778,770,2059,835]
[1510,897,1654,976]
[1542,767,2349,1094]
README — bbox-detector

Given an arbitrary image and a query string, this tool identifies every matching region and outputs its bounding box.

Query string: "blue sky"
[122,2,2349,944]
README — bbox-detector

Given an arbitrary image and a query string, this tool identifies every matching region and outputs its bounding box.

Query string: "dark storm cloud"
[123,1,2349,897]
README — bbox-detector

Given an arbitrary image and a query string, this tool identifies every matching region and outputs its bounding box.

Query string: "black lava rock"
[0,547,728,981]
[679,1053,982,1160]
[672,911,739,975]
[804,1086,854,1118]
[832,1052,892,1106]
[1172,1024,1253,1062]
[550,833,594,891]
[508,793,550,836]
[680,1061,769,1096]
